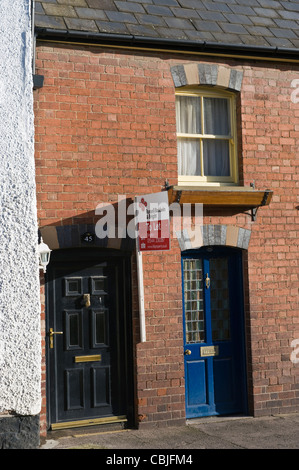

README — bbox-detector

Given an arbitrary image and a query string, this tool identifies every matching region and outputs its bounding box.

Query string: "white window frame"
[176,87,238,187]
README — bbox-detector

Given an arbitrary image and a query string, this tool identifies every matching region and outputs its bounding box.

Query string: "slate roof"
[34,0,299,51]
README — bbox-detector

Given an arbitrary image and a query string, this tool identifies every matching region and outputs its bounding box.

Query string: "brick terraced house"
[29,0,299,443]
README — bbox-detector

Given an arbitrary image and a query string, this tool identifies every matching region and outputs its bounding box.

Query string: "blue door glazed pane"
[183,259,205,343]
[210,258,231,341]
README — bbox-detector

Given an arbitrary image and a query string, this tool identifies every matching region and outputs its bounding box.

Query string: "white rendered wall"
[0,0,41,415]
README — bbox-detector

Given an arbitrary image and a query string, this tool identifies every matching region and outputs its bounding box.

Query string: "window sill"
[166,185,273,209]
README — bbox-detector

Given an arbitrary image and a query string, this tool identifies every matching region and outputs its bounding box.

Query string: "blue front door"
[182,247,247,418]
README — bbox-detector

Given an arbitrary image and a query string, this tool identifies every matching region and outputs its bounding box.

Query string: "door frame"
[45,247,135,430]
[182,246,248,418]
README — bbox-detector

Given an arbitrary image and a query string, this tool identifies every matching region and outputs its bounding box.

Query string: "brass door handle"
[49,328,63,349]
[83,293,91,307]
[185,349,191,355]
[205,273,210,289]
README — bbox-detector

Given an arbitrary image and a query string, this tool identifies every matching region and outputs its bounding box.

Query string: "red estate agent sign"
[136,192,170,252]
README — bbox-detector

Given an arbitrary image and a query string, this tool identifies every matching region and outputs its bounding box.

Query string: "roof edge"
[35,27,299,62]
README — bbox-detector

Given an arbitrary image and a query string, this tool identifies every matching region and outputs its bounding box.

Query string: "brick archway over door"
[177,225,251,251]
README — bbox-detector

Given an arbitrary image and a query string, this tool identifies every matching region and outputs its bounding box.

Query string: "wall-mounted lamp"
[38,237,51,273]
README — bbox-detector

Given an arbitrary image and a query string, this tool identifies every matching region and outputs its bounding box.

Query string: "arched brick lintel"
[177,225,251,252]
[171,63,243,91]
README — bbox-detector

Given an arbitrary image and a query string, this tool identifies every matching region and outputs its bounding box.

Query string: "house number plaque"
[200,346,219,357]
[81,232,95,243]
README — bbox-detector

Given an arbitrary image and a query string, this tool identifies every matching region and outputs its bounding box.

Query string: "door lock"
[83,293,91,307]
[49,328,63,349]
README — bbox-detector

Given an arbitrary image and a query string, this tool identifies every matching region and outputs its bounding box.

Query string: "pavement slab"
[40,413,299,450]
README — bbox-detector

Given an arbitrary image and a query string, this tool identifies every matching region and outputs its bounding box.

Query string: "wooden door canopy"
[167,185,272,210]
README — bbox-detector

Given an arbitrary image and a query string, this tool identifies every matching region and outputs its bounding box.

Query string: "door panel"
[46,250,133,428]
[182,247,247,418]
[186,360,207,406]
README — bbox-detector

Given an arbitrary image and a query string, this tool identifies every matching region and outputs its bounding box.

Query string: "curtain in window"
[176,95,201,134]
[203,98,230,176]
[176,95,231,177]
[176,96,201,176]
[203,140,230,176]
[204,98,230,135]
[178,139,201,175]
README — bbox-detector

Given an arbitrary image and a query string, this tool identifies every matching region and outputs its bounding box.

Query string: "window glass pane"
[176,95,201,134]
[183,259,205,344]
[210,258,231,341]
[204,97,230,135]
[178,139,201,176]
[203,140,230,176]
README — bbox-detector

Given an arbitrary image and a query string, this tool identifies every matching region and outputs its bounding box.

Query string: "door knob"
[83,293,91,307]
[185,349,191,355]
[49,328,63,349]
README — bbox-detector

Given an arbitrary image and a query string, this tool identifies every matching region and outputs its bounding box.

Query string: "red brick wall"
[34,43,299,433]
[241,64,299,415]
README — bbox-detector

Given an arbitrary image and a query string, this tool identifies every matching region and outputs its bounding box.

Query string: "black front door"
[46,249,133,429]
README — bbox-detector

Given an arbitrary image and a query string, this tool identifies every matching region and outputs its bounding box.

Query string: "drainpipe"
[32,0,44,89]
[31,0,35,74]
